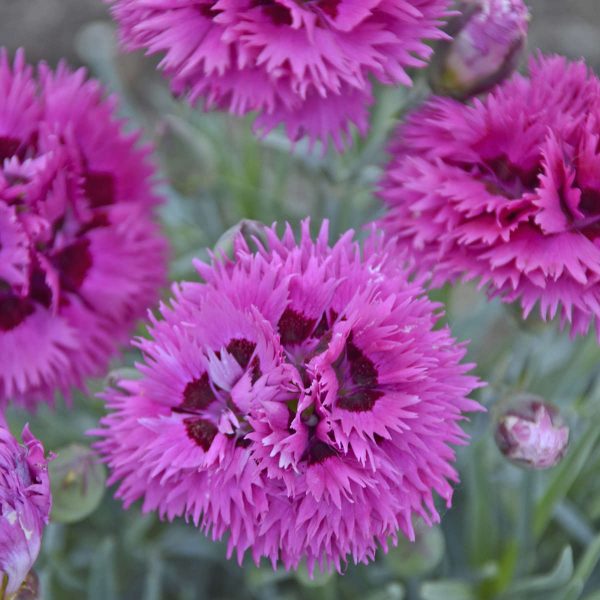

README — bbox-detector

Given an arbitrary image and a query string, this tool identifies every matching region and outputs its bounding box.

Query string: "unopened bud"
[430,0,529,99]
[12,571,40,600]
[49,444,106,524]
[495,396,569,470]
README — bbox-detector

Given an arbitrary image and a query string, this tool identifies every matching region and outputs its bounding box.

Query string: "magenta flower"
[107,0,451,151]
[0,49,167,408]
[94,221,481,573]
[0,418,51,597]
[380,55,600,339]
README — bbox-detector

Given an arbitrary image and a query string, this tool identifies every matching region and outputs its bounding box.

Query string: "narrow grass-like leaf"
[534,425,600,539]
[500,546,573,597]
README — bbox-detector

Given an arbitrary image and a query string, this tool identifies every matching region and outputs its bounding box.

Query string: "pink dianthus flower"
[0,417,51,597]
[107,0,451,150]
[380,55,600,339]
[0,49,167,408]
[94,220,481,573]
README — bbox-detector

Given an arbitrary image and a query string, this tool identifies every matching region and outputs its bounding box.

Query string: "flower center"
[477,155,541,200]
[250,0,343,26]
[177,338,260,450]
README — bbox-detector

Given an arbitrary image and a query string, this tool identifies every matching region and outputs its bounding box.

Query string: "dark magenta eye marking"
[337,335,383,412]
[198,2,221,19]
[53,239,93,291]
[226,338,257,370]
[0,292,35,331]
[337,388,383,412]
[304,439,338,465]
[84,171,116,208]
[185,417,218,451]
[251,0,293,26]
[278,308,317,345]
[179,373,217,412]
[0,136,20,162]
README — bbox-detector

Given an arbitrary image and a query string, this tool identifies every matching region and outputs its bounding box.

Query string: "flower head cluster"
[0,49,167,408]
[0,419,51,597]
[380,55,600,339]
[94,220,481,572]
[107,0,451,150]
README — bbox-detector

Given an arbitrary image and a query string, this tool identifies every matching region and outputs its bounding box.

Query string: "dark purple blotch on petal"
[338,389,383,412]
[346,336,378,387]
[235,436,252,449]
[0,267,53,331]
[226,338,257,370]
[578,188,600,216]
[84,171,116,208]
[29,269,53,309]
[337,334,384,412]
[278,307,316,346]
[304,439,338,465]
[184,417,218,451]
[0,291,35,331]
[249,355,262,384]
[198,2,221,19]
[177,373,217,413]
[252,0,293,26]
[53,239,93,292]
[316,0,341,19]
[77,212,111,237]
[0,136,20,162]
[312,313,329,339]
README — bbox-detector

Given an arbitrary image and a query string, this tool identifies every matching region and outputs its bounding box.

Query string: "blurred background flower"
[379,54,600,340]
[105,0,450,150]
[0,50,167,409]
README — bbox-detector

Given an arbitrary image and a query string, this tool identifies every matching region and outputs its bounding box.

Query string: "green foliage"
[5,21,600,600]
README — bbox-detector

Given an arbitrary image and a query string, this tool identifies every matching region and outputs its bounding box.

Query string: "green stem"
[406,577,421,600]
[516,470,536,577]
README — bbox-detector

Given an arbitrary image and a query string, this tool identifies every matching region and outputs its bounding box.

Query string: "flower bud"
[0,422,51,598]
[12,571,40,600]
[49,444,106,524]
[385,521,445,578]
[495,396,569,470]
[430,0,529,99]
